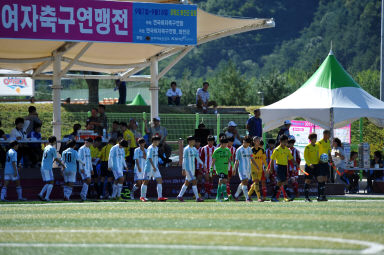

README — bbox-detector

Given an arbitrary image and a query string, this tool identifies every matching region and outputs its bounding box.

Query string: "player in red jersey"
[287,136,301,198]
[200,135,216,198]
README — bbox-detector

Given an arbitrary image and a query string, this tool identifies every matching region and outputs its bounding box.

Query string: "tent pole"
[52,53,62,141]
[330,108,334,140]
[381,0,384,101]
[150,58,159,120]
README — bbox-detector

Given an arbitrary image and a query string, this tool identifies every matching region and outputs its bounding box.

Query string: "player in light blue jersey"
[78,138,93,201]
[108,139,128,200]
[38,136,65,202]
[130,138,146,200]
[61,140,84,201]
[177,136,205,202]
[1,141,26,201]
[140,135,167,202]
[233,136,257,202]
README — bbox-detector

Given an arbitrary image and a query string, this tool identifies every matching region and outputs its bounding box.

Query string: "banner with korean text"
[0,0,197,45]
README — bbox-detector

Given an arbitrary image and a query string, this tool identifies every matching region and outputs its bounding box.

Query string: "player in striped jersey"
[287,136,301,197]
[140,135,168,202]
[177,136,205,202]
[108,140,129,200]
[38,136,65,201]
[62,140,85,201]
[78,138,93,201]
[226,136,236,196]
[200,135,216,198]
[131,138,147,200]
[194,139,204,195]
[233,136,257,202]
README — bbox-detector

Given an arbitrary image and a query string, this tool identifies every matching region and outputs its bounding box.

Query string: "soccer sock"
[192,185,199,199]
[16,186,22,199]
[39,184,48,196]
[204,182,211,195]
[226,183,231,195]
[102,181,108,197]
[241,185,249,200]
[235,184,242,197]
[318,182,325,197]
[209,183,213,195]
[107,182,113,196]
[281,186,287,198]
[68,187,73,199]
[141,184,147,198]
[117,183,123,198]
[63,186,68,198]
[248,183,254,197]
[157,184,163,199]
[111,184,118,198]
[1,186,7,200]
[221,184,228,198]
[131,184,139,195]
[272,185,280,198]
[304,183,310,198]
[283,185,291,198]
[81,183,89,199]
[178,184,188,198]
[293,182,299,197]
[276,188,281,199]
[45,184,53,200]
[262,182,267,198]
[255,182,261,200]
[216,184,222,200]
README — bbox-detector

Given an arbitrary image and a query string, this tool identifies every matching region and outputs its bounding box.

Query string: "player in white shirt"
[108,140,129,199]
[38,136,65,201]
[233,136,257,202]
[140,135,168,202]
[177,136,205,202]
[78,138,93,201]
[61,140,85,201]
[1,141,26,201]
[130,138,147,200]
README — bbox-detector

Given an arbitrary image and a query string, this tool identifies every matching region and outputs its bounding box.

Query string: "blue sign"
[132,2,197,45]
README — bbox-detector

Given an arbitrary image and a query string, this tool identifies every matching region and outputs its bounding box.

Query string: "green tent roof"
[129,93,147,106]
[301,51,361,90]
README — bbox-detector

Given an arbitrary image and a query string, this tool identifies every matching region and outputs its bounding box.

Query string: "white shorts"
[142,169,162,181]
[64,170,76,183]
[4,173,20,181]
[185,169,196,182]
[41,168,54,182]
[112,169,124,180]
[134,169,143,181]
[239,170,250,181]
[80,169,91,180]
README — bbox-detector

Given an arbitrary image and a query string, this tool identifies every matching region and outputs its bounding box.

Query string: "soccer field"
[0,199,383,255]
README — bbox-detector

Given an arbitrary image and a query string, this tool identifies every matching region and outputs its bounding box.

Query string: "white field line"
[0,229,383,254]
[0,242,361,254]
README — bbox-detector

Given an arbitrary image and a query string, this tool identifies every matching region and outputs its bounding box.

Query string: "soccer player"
[233,136,256,202]
[266,139,288,200]
[248,136,267,202]
[194,138,204,195]
[227,136,236,196]
[287,136,301,198]
[177,136,205,202]
[38,136,65,201]
[90,136,102,198]
[1,141,26,201]
[267,135,299,202]
[303,133,320,202]
[99,138,115,199]
[108,139,129,200]
[200,135,216,198]
[211,136,232,202]
[140,135,168,202]
[78,138,94,201]
[62,140,84,201]
[131,138,147,200]
[316,130,332,200]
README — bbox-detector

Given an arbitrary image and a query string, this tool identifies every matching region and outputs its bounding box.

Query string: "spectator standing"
[110,121,122,141]
[166,81,182,106]
[98,105,108,133]
[116,80,126,105]
[87,108,102,135]
[276,120,291,146]
[69,124,81,140]
[246,109,262,138]
[196,82,218,114]
[129,119,142,141]
[225,121,242,148]
[24,106,42,135]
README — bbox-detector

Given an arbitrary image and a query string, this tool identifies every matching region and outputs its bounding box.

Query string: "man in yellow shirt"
[248,136,267,202]
[304,133,320,202]
[99,138,115,199]
[90,136,103,198]
[267,135,299,202]
[316,130,333,183]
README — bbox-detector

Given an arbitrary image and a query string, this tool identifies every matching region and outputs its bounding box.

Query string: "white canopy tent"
[260,51,384,135]
[0,0,275,139]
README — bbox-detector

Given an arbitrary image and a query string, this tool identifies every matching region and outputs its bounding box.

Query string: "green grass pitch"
[0,199,383,255]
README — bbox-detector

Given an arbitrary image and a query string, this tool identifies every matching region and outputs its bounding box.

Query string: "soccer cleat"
[257,198,264,202]
[284,198,290,202]
[158,197,168,202]
[305,198,312,202]
[18,197,27,201]
[196,197,204,202]
[177,196,185,202]
[232,195,239,201]
[271,197,279,202]
[223,197,229,202]
[44,198,51,202]
[246,198,253,202]
[37,194,44,201]
[140,197,148,202]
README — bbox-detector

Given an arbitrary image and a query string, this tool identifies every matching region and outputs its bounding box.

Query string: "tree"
[254,72,289,105]
[85,72,99,105]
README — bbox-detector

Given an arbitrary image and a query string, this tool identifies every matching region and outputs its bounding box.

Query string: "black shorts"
[275,165,288,183]
[317,163,330,177]
[100,161,113,178]
[305,164,317,180]
[218,173,228,179]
